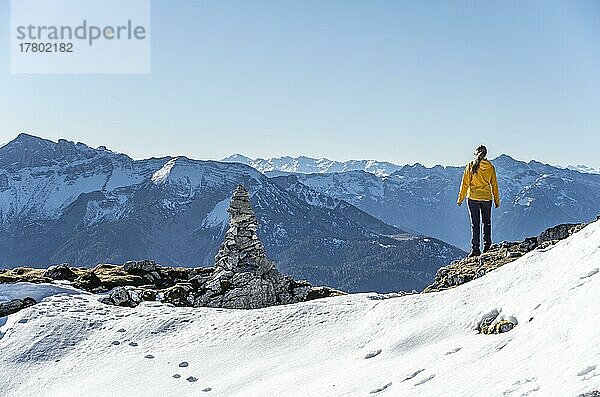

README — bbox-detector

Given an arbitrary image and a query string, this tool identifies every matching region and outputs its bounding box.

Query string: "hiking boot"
[467,249,481,258]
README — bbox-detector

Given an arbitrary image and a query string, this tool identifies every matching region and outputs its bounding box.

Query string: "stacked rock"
[199,184,313,309]
[213,184,274,275]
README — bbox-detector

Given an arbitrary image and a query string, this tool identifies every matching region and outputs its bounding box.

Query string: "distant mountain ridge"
[566,164,600,175]
[0,133,464,293]
[222,154,403,177]
[223,153,600,177]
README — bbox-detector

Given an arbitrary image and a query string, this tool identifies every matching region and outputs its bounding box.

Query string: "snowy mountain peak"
[6,132,53,147]
[0,133,129,170]
[0,133,55,163]
[566,164,600,175]
[222,153,252,163]
[494,153,517,162]
[147,157,266,191]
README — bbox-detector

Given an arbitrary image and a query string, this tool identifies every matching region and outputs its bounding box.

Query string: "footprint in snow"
[414,374,435,386]
[502,377,539,396]
[128,342,138,347]
[445,347,462,355]
[202,387,212,392]
[580,268,599,279]
[571,282,586,290]
[578,365,597,377]
[364,349,382,359]
[186,376,198,382]
[369,382,392,394]
[402,369,425,382]
[179,362,189,367]
[496,340,511,351]
[173,374,181,379]
[111,341,120,345]
[144,354,154,359]
[117,328,126,333]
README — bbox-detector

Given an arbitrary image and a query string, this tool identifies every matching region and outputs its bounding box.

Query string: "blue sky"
[1,0,599,167]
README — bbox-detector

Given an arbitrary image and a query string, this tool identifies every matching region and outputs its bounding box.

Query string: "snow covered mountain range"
[0,134,463,293]
[226,154,600,249]
[224,153,600,177]
[1,217,599,396]
[222,154,403,177]
[567,164,600,175]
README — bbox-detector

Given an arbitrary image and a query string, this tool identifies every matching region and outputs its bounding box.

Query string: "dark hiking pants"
[467,199,492,251]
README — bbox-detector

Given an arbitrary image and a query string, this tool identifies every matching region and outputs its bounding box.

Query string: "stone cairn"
[199,185,312,308]
[213,184,274,276]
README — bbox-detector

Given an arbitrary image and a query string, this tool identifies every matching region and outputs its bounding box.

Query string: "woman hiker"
[457,145,500,257]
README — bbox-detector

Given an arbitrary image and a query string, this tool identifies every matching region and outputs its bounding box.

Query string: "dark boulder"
[0,297,37,317]
[43,264,77,281]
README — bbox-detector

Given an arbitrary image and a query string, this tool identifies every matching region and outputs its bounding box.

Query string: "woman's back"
[467,159,497,202]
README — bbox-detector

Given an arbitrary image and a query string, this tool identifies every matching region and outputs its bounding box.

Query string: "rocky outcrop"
[0,261,197,293]
[0,297,36,317]
[423,222,589,293]
[43,264,77,281]
[0,185,344,310]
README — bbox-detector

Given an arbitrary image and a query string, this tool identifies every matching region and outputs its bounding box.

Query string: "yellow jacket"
[457,159,500,207]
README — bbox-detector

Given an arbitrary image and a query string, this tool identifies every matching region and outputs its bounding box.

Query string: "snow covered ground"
[1,221,600,396]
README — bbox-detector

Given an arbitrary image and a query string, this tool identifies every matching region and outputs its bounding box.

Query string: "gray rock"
[0,297,37,317]
[123,260,157,273]
[101,286,139,307]
[538,223,584,244]
[478,310,517,335]
[43,264,76,281]
[477,309,500,334]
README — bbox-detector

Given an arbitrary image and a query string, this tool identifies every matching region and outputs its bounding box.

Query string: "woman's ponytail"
[471,145,487,174]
